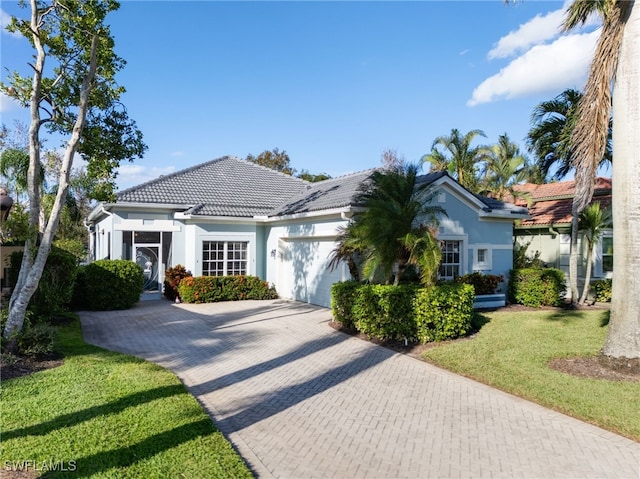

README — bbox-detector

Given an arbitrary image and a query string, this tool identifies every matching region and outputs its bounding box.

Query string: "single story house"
[511,177,613,287]
[86,156,528,307]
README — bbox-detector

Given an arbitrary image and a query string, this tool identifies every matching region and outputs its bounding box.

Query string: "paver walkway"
[80,299,639,478]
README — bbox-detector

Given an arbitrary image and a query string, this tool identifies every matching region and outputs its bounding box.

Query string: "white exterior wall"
[266,215,349,307]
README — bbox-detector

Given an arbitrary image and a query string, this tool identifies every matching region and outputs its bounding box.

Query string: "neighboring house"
[86,156,528,307]
[511,177,613,287]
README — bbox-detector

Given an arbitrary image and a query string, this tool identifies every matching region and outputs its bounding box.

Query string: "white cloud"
[488,8,565,59]
[468,31,598,107]
[488,1,600,60]
[116,164,176,190]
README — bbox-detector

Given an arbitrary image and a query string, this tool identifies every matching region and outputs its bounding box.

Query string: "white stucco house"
[86,156,528,307]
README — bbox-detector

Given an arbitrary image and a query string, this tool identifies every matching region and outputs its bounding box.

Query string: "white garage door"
[277,238,346,308]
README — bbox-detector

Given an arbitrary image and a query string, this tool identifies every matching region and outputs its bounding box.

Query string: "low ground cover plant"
[178,275,278,303]
[0,318,253,478]
[423,308,640,441]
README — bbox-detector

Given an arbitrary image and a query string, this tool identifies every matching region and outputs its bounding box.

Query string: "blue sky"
[1,1,602,190]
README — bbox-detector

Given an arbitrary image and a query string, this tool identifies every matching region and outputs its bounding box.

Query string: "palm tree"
[422,129,491,192]
[527,89,612,181]
[347,163,445,286]
[480,133,528,201]
[578,202,612,304]
[564,0,638,359]
[327,224,364,282]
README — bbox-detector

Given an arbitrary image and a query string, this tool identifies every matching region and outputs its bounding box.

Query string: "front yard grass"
[423,308,640,442]
[0,319,252,479]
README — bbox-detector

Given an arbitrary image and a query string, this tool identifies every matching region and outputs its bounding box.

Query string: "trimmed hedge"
[414,283,474,343]
[178,275,278,303]
[508,268,566,307]
[454,272,503,295]
[330,280,360,329]
[8,247,78,320]
[74,260,144,310]
[352,284,420,341]
[592,278,612,303]
[331,282,474,344]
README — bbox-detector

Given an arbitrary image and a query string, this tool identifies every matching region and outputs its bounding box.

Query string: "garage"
[277,237,346,308]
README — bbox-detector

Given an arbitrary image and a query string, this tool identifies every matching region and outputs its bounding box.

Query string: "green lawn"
[0,319,252,479]
[423,308,640,441]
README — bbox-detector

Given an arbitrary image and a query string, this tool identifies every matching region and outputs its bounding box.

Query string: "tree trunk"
[3,31,100,345]
[568,212,580,306]
[603,1,640,359]
[579,240,593,304]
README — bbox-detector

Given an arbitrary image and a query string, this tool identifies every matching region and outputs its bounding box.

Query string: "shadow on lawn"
[41,418,215,479]
[2,384,185,441]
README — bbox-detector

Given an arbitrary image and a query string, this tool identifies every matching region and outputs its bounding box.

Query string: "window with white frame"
[439,240,461,279]
[596,234,613,277]
[202,241,248,276]
[473,247,491,271]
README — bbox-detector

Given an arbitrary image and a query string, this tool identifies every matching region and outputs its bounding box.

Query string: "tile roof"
[269,169,376,216]
[113,157,528,220]
[116,156,310,217]
[511,177,612,227]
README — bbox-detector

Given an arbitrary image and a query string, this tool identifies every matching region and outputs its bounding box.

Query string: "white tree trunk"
[3,31,100,344]
[603,1,640,359]
[579,241,593,304]
[568,213,580,305]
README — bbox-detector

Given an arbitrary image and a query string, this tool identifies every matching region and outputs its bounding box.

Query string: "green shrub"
[164,264,192,301]
[16,323,56,358]
[71,265,88,310]
[53,238,87,263]
[178,275,278,303]
[1,308,55,358]
[455,272,504,295]
[508,268,566,307]
[79,260,144,310]
[414,283,474,343]
[8,247,78,320]
[330,281,360,329]
[351,284,419,341]
[592,278,612,303]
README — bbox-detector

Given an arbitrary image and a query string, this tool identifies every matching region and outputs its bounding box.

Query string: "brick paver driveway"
[80,299,639,478]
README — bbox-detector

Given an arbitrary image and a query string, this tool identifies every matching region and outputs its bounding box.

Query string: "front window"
[439,240,461,280]
[601,236,613,273]
[202,241,248,276]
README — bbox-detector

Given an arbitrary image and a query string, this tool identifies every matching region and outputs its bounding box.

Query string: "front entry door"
[135,245,161,298]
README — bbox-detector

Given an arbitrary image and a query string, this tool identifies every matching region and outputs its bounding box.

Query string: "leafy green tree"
[578,202,612,304]
[297,169,331,182]
[480,133,528,201]
[246,148,294,175]
[347,163,445,286]
[1,0,147,348]
[422,128,491,191]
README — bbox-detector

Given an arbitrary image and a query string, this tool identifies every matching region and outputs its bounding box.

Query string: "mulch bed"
[0,354,64,381]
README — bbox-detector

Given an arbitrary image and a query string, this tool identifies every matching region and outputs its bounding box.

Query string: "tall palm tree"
[422,129,491,192]
[348,163,445,286]
[480,133,528,201]
[578,202,612,304]
[564,0,638,359]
